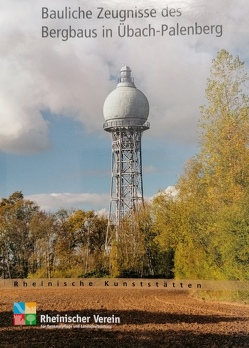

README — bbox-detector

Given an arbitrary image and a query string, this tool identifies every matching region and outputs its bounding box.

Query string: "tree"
[153,50,249,280]
[108,204,168,278]
[0,192,39,278]
[54,209,108,277]
[198,49,249,207]
[29,211,57,278]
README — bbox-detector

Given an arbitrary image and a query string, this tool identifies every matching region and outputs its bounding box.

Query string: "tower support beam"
[108,129,144,234]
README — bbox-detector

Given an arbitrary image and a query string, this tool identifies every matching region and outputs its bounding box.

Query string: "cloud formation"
[26,192,109,212]
[1,0,248,155]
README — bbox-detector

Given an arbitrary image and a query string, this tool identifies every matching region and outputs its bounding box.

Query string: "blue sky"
[0,113,197,211]
[0,0,248,212]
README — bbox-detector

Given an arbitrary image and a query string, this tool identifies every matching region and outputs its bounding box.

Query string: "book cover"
[0,1,248,347]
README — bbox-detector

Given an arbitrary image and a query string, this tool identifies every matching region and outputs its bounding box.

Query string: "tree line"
[0,50,248,281]
[0,192,169,279]
[0,192,107,278]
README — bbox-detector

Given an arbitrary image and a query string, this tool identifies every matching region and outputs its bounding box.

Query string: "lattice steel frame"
[110,129,143,223]
[104,121,149,248]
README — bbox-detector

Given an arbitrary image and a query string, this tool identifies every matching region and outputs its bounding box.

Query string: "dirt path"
[0,288,249,347]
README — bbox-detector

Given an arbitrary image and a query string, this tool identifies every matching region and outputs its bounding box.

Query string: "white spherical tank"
[103,66,149,130]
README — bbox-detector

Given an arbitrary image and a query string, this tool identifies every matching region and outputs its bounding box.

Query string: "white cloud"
[164,186,179,197]
[148,185,179,202]
[25,192,109,212]
[1,0,248,154]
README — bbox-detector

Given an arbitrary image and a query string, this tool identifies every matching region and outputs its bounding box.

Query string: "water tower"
[103,66,150,247]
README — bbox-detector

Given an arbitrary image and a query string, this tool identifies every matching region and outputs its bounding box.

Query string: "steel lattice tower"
[103,66,150,248]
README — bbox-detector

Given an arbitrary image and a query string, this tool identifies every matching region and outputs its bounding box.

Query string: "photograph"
[0,1,249,347]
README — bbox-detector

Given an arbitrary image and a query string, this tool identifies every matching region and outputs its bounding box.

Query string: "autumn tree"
[53,209,108,277]
[29,211,57,278]
[153,50,249,280]
[199,49,249,207]
[67,209,107,276]
[109,216,146,278]
[0,192,39,278]
[109,204,168,278]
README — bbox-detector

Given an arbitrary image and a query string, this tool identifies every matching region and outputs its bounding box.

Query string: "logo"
[13,302,36,326]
